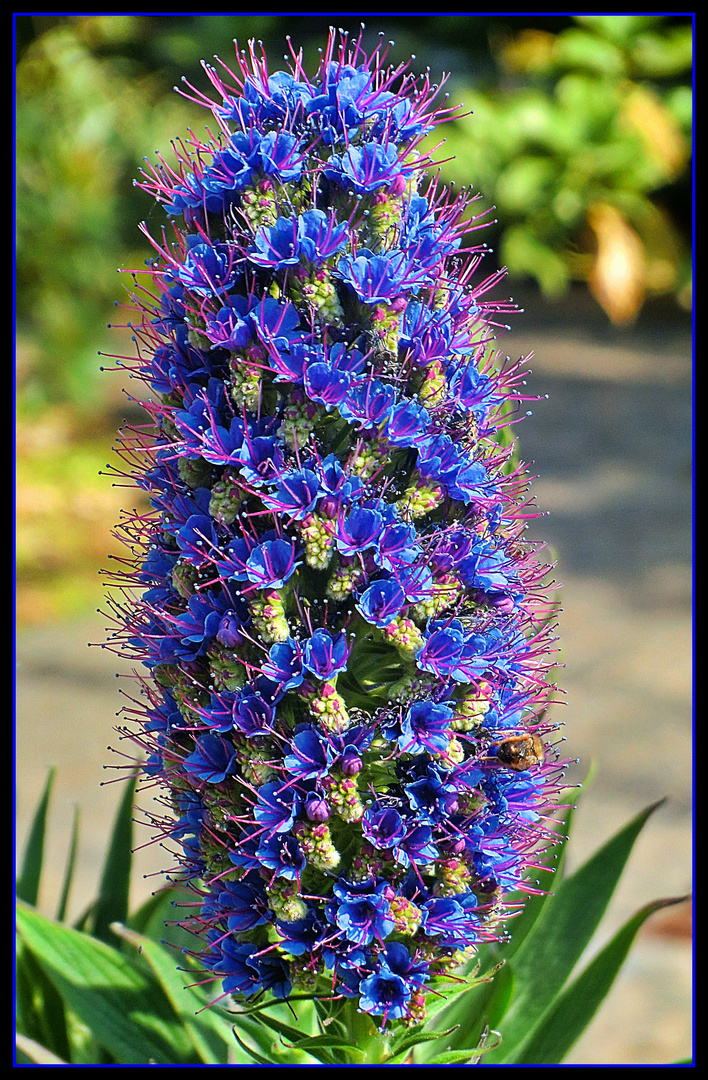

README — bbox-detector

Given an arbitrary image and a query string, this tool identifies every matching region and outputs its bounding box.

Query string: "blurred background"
[15,14,693,1065]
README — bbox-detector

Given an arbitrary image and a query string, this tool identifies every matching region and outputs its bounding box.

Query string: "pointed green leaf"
[426,1031,502,1065]
[484,799,664,1063]
[387,1025,460,1064]
[15,936,72,1061]
[127,885,173,936]
[111,922,233,1065]
[511,896,689,1065]
[418,960,514,1060]
[289,1032,367,1060]
[249,1009,316,1048]
[16,902,196,1064]
[55,805,79,924]
[17,768,54,906]
[232,1027,274,1064]
[91,773,137,944]
[494,798,577,967]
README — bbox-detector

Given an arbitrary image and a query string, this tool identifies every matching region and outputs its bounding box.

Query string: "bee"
[494,733,545,772]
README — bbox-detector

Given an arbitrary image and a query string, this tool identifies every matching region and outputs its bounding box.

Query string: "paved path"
[16,307,693,1064]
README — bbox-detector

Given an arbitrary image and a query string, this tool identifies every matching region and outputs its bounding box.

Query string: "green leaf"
[426,1030,503,1065]
[419,960,514,1060]
[483,799,664,1064]
[492,799,576,968]
[111,922,233,1065]
[248,1009,316,1048]
[230,1004,320,1064]
[288,1032,367,1062]
[15,936,72,1062]
[55,804,79,923]
[91,772,138,944]
[386,1025,460,1064]
[15,1033,68,1065]
[232,1027,274,1064]
[511,896,689,1064]
[16,901,196,1064]
[17,768,54,906]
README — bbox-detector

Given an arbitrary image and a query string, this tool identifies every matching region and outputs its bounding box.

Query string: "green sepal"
[426,1029,503,1065]
[232,1026,274,1064]
[416,960,514,1062]
[285,1032,368,1063]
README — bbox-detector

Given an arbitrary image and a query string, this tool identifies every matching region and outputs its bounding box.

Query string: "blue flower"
[356,578,407,627]
[284,726,335,779]
[264,468,321,520]
[254,780,301,833]
[127,26,565,1030]
[256,832,307,880]
[302,628,350,680]
[261,638,304,691]
[361,802,408,849]
[335,506,384,557]
[325,141,403,193]
[183,733,238,784]
[176,240,238,298]
[399,701,454,755]
[245,538,302,590]
[337,249,410,305]
[328,879,395,946]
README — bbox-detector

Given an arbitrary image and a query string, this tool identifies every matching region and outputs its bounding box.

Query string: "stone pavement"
[15,302,693,1064]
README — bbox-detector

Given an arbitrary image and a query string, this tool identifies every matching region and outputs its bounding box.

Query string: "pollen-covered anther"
[325,559,367,600]
[233,737,275,786]
[206,641,248,692]
[241,181,278,229]
[277,389,321,449]
[401,989,427,1028]
[350,440,390,480]
[416,358,448,407]
[301,679,351,733]
[267,877,308,923]
[289,264,344,323]
[411,573,463,620]
[208,469,244,526]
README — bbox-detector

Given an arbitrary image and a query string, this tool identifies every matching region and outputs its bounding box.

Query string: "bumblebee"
[494,733,545,772]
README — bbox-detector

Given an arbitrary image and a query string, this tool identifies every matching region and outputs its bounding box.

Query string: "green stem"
[341,997,392,1063]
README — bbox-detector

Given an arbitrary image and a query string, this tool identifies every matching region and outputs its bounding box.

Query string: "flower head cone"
[108,27,569,1033]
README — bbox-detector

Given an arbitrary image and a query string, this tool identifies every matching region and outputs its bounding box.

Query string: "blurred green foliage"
[440,15,692,324]
[16,13,692,414]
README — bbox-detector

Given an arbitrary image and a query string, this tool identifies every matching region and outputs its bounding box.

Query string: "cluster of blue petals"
[120,29,564,1029]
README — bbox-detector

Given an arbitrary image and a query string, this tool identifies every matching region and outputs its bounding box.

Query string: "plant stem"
[341,997,392,1063]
